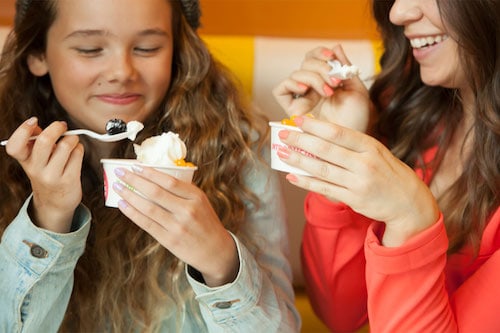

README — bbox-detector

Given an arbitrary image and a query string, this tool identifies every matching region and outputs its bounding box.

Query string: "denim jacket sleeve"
[186,157,301,332]
[0,196,91,333]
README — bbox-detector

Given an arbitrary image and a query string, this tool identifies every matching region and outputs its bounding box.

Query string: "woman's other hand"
[5,117,84,233]
[114,166,239,287]
[272,44,372,133]
[278,117,440,247]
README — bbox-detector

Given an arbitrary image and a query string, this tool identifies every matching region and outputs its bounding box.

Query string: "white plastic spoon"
[1,120,144,146]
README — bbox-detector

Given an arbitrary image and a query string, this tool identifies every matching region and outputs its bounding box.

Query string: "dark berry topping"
[105,119,127,135]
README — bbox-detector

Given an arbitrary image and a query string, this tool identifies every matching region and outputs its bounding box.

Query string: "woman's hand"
[5,117,84,233]
[272,44,372,133]
[114,166,239,287]
[278,117,440,247]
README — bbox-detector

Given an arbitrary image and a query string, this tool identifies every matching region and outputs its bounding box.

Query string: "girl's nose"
[389,0,423,26]
[105,52,136,83]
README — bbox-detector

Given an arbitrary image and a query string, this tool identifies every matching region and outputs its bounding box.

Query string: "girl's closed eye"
[134,46,162,55]
[73,47,103,56]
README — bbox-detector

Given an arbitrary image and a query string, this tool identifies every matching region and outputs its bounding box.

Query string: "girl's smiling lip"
[96,93,142,105]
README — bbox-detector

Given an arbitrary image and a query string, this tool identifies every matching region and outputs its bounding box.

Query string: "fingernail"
[323,84,334,96]
[297,82,308,91]
[114,167,125,177]
[321,49,333,58]
[278,130,289,140]
[132,164,143,173]
[26,117,37,126]
[277,147,291,159]
[286,174,298,182]
[330,77,342,86]
[293,116,304,126]
[113,182,124,192]
[118,200,128,209]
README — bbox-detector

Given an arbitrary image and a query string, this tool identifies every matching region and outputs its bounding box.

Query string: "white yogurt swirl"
[133,132,187,166]
[126,121,144,141]
[327,60,360,80]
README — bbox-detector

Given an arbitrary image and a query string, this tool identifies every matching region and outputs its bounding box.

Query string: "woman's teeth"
[410,35,448,49]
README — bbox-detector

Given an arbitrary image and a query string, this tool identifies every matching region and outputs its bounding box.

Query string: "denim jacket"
[0,159,300,332]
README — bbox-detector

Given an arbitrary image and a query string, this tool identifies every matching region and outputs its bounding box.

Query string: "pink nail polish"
[323,84,334,96]
[330,77,342,86]
[298,82,308,89]
[321,49,333,58]
[286,174,298,182]
[278,130,289,140]
[277,147,291,159]
[293,116,304,126]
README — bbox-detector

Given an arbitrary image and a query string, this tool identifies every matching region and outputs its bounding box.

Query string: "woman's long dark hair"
[370,0,499,253]
[0,0,268,331]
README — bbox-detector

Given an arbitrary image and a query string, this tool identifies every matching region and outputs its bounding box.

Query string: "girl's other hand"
[272,44,372,133]
[278,117,440,247]
[5,117,84,233]
[114,166,239,287]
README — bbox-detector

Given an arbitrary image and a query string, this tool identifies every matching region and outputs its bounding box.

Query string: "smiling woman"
[271,0,500,332]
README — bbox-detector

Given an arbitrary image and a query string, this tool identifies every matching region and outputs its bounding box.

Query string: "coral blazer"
[301,148,500,332]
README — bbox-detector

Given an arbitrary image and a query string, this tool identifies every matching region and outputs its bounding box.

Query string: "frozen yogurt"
[133,132,194,167]
[327,60,360,80]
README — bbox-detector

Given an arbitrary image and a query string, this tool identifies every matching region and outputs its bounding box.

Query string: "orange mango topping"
[175,159,196,167]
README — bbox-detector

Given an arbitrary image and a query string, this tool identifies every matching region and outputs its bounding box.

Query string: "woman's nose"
[105,52,136,83]
[389,0,423,26]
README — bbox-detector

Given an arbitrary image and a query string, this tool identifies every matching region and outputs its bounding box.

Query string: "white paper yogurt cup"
[101,158,197,208]
[269,121,312,176]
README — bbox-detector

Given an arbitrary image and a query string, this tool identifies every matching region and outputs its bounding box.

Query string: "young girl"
[0,0,300,332]
[273,0,499,332]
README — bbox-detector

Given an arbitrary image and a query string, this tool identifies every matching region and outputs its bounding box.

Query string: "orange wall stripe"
[1,0,378,39]
[199,0,378,39]
[0,0,14,27]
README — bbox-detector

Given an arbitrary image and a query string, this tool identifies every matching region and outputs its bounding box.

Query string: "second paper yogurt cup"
[269,121,312,176]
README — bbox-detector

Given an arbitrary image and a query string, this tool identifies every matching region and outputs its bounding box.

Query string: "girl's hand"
[5,117,84,233]
[114,166,239,287]
[272,44,372,133]
[278,117,440,247]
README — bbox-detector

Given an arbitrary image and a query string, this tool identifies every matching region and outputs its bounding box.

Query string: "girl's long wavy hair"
[0,1,268,331]
[370,0,499,254]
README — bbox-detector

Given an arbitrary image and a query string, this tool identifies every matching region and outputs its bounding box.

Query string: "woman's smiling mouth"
[410,34,449,49]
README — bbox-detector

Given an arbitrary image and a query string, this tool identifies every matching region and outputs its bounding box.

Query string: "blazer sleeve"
[366,209,500,333]
[301,192,373,332]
